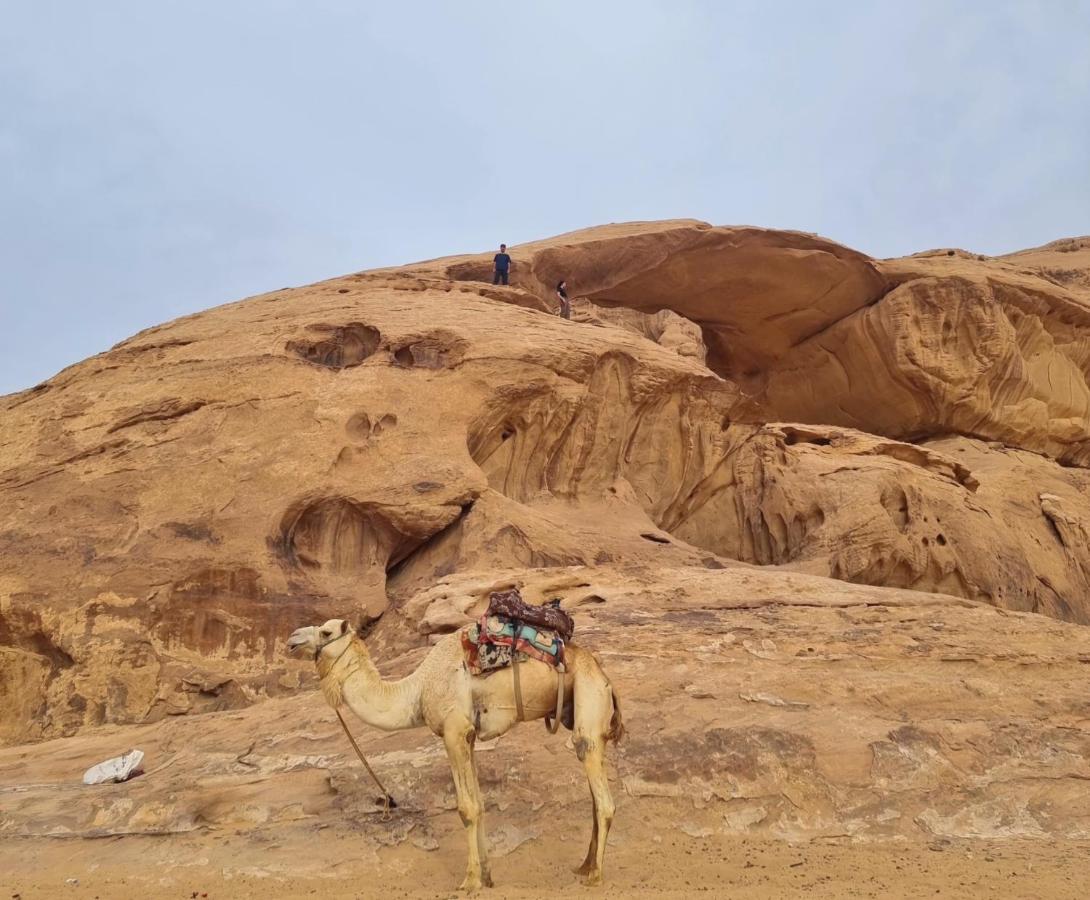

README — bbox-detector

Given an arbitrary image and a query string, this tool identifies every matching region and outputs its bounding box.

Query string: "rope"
[505,620,565,731]
[544,668,565,734]
[334,707,396,820]
[510,621,526,721]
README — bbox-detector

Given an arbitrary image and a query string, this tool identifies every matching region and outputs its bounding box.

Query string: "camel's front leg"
[471,739,492,888]
[443,718,491,891]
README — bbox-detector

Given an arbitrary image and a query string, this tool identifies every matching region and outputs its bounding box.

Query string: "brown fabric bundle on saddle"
[486,588,574,641]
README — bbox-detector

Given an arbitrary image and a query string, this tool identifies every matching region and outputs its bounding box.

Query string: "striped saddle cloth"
[461,614,565,676]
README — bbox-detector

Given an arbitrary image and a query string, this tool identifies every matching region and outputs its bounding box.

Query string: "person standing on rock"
[556,280,571,320]
[493,244,512,285]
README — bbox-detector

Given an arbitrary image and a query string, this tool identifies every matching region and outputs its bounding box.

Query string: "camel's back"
[414,628,618,739]
[560,642,611,678]
[422,629,607,681]
[419,629,470,675]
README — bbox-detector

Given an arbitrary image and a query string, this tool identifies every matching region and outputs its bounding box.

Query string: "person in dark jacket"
[493,244,511,285]
[556,280,571,320]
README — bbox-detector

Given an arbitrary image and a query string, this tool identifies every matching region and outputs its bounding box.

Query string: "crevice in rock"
[785,282,889,352]
[781,427,832,447]
[273,494,477,619]
[389,331,467,370]
[106,399,207,434]
[286,323,381,369]
[880,485,911,532]
[345,412,397,443]
[386,501,476,583]
[1041,510,1068,549]
[277,498,409,575]
[114,338,196,356]
[0,612,75,671]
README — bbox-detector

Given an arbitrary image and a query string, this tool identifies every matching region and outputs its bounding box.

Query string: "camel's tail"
[607,685,625,743]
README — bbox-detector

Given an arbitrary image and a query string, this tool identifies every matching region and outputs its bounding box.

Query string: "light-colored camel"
[287,617,624,891]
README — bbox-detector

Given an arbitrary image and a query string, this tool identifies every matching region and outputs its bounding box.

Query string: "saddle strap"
[544,667,564,734]
[511,620,526,721]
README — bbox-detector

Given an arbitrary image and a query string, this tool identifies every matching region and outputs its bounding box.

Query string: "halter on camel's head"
[285,616,397,815]
[287,617,353,663]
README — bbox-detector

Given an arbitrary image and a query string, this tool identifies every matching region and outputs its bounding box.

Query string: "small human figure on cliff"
[493,244,511,285]
[556,280,571,320]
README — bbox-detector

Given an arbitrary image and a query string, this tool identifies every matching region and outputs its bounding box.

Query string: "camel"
[287,616,624,891]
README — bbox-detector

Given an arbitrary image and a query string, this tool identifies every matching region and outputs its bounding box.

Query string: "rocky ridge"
[2,220,1090,867]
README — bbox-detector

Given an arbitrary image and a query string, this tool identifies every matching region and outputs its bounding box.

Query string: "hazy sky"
[2,1,1088,394]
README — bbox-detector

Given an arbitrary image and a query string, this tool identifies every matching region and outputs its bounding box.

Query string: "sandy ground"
[4,828,1087,900]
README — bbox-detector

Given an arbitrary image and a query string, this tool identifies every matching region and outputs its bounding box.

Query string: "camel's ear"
[354,614,379,638]
[341,620,349,636]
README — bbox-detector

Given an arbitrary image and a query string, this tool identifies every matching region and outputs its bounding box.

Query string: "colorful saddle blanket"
[461,614,565,676]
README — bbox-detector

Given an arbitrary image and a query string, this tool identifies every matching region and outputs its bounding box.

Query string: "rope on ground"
[334,707,396,820]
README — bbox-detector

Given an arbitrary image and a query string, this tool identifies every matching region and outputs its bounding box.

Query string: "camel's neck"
[318,636,424,732]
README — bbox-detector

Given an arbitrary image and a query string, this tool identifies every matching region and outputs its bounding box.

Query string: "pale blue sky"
[2,1,1088,394]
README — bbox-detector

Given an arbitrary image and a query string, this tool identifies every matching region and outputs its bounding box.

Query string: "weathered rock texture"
[2,221,1090,787]
[3,567,1089,872]
[764,265,1090,465]
[440,222,1090,466]
[441,220,888,378]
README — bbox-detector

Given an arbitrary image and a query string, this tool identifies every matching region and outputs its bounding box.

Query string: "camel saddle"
[486,589,574,641]
[470,588,572,733]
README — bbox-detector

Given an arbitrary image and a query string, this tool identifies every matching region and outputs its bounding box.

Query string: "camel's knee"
[574,733,606,762]
[445,719,475,744]
[456,794,482,828]
[573,736,590,762]
[457,803,481,828]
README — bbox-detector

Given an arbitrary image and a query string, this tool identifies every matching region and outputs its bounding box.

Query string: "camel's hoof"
[581,872,604,888]
[481,871,494,888]
[459,875,485,893]
[572,863,593,877]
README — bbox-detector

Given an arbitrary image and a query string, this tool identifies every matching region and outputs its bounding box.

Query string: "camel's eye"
[320,629,330,638]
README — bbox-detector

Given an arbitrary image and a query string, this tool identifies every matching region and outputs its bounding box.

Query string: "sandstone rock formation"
[3,565,1089,893]
[439,221,1090,466]
[2,219,1089,770]
[1001,235,1090,299]
[440,220,888,378]
[763,262,1090,465]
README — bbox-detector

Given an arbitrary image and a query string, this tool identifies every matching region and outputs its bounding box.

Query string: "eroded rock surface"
[3,567,1088,855]
[2,219,1090,752]
[763,270,1090,465]
[435,222,1090,464]
[660,425,1090,623]
[442,220,888,377]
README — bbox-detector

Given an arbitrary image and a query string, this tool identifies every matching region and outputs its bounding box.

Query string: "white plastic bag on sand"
[82,749,145,785]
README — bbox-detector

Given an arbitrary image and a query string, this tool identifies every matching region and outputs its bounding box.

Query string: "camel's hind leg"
[442,717,492,891]
[573,796,598,877]
[572,670,617,886]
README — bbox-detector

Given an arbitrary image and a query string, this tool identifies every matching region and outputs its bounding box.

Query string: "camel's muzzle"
[286,630,310,654]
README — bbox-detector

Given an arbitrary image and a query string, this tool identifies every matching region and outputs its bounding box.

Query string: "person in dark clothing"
[556,280,571,320]
[493,244,511,285]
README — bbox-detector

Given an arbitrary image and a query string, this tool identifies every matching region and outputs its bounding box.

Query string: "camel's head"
[286,618,351,661]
